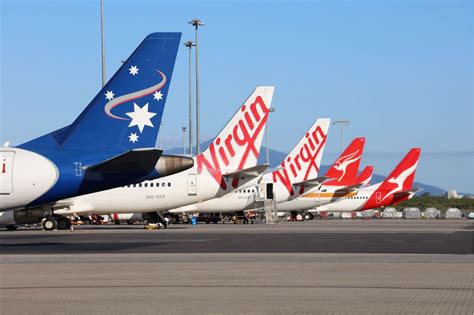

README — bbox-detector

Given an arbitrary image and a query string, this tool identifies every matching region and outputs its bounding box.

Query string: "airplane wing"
[168,204,199,214]
[223,164,269,181]
[53,199,95,216]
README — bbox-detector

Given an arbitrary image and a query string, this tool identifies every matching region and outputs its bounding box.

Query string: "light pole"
[266,108,276,165]
[100,0,106,87]
[184,40,195,155]
[332,120,351,153]
[182,127,187,155]
[189,19,204,153]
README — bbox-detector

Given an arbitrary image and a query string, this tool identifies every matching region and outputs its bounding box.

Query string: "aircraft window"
[162,182,166,187]
[150,183,154,187]
[139,183,142,187]
[144,183,148,188]
[168,183,171,187]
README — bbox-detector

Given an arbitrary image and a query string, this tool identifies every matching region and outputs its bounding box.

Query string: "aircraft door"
[187,173,197,196]
[266,183,274,200]
[0,151,14,194]
[376,192,382,204]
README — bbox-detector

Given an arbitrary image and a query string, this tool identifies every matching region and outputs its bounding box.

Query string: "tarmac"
[1,220,473,314]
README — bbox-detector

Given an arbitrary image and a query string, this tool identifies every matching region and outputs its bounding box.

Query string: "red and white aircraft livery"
[312,148,421,212]
[53,87,274,219]
[356,165,374,187]
[168,118,331,214]
[275,137,368,212]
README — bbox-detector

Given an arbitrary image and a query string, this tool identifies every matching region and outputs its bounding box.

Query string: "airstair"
[255,182,279,224]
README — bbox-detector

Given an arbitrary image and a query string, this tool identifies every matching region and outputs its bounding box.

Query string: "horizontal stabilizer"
[223,164,269,180]
[336,183,363,192]
[86,148,162,175]
[292,176,329,188]
[79,148,162,194]
[392,187,422,199]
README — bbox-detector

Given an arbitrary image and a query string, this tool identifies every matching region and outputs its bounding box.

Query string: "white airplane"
[168,118,331,215]
[49,87,275,229]
[311,148,421,212]
[275,137,370,212]
[0,33,194,230]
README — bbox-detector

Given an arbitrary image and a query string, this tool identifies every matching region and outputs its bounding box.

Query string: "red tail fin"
[356,165,373,186]
[324,137,365,186]
[364,148,421,209]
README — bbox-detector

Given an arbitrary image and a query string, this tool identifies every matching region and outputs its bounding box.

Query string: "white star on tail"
[128,133,139,143]
[105,90,115,101]
[153,90,163,101]
[129,65,139,76]
[126,103,157,133]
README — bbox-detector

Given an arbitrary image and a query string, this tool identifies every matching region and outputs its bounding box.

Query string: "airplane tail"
[271,118,330,195]
[196,87,274,189]
[324,137,365,186]
[356,165,374,186]
[381,148,421,192]
[365,148,421,208]
[21,32,181,152]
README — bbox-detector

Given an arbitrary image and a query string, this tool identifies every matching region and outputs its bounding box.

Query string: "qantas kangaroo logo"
[381,161,418,202]
[197,96,269,190]
[333,150,361,181]
[272,126,327,195]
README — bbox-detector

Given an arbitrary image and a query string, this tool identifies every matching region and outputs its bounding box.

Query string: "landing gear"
[143,212,168,228]
[56,217,71,230]
[42,216,71,230]
[5,225,17,231]
[42,216,58,231]
[156,212,168,229]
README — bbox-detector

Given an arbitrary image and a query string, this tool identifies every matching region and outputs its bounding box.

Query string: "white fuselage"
[60,156,257,216]
[169,171,295,214]
[275,184,358,212]
[0,147,58,211]
[169,184,260,214]
[308,184,380,212]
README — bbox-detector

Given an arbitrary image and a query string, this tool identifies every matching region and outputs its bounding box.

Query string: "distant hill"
[165,141,447,196]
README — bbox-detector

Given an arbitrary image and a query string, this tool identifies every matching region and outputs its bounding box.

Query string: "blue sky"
[1,0,473,193]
